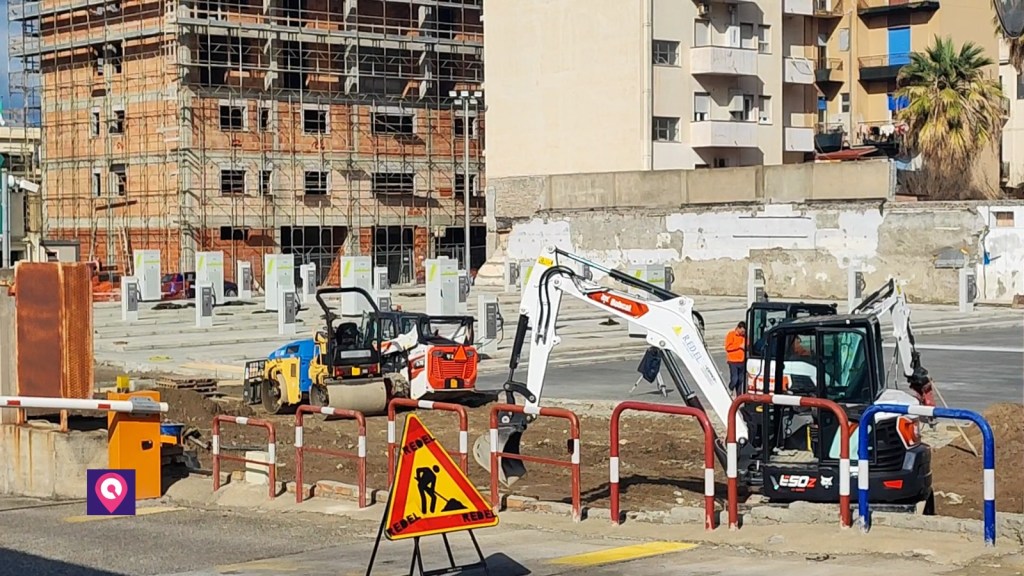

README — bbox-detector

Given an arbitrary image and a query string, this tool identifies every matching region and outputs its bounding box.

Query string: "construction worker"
[725,321,746,395]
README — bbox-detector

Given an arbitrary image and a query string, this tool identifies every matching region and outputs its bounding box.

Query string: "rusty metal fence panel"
[15,262,93,402]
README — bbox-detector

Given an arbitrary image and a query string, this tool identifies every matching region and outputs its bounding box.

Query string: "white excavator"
[473,246,935,509]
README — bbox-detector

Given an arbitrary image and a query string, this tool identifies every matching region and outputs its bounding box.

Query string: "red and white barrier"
[295,406,367,507]
[0,396,168,414]
[387,398,469,487]
[610,401,717,530]
[212,415,277,499]
[726,393,851,529]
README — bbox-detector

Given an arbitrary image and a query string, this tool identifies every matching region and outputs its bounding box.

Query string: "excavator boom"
[473,246,748,486]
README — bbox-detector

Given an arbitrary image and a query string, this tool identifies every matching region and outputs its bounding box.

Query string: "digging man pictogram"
[415,465,468,515]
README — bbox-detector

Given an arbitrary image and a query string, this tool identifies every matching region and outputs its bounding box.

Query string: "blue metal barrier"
[857,403,996,546]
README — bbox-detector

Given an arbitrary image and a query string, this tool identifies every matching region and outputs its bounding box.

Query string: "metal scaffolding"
[7,0,486,284]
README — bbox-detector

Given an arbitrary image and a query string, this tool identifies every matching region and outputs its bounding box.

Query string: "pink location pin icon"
[95,472,128,513]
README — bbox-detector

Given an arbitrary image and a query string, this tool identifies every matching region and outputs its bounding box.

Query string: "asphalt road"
[478,327,1024,413]
[0,496,1017,576]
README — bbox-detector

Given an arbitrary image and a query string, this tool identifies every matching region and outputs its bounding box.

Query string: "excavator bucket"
[472,427,527,487]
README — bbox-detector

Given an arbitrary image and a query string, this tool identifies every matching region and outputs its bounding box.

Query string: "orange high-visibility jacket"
[725,330,746,364]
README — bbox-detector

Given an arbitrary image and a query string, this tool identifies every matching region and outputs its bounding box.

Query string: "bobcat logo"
[821,476,834,490]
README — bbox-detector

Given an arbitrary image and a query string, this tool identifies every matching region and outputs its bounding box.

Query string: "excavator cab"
[753,314,933,507]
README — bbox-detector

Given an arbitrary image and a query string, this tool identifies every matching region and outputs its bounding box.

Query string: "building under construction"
[8,0,485,285]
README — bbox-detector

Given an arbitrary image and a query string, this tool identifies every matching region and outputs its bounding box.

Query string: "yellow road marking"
[217,559,302,573]
[64,506,183,523]
[548,541,698,567]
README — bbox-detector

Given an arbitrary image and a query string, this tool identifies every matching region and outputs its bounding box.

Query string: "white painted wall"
[1000,40,1024,188]
[978,205,1024,301]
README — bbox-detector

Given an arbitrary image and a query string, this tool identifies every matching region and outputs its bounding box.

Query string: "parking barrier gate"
[490,403,582,521]
[858,404,996,546]
[212,415,277,499]
[387,398,469,488]
[727,393,851,529]
[295,406,367,507]
[610,401,717,529]
[0,395,168,431]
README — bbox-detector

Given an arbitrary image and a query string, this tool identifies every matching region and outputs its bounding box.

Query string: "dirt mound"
[932,403,1023,517]
[160,388,253,426]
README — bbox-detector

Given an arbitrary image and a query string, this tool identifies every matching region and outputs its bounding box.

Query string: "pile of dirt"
[160,388,253,427]
[931,403,1024,517]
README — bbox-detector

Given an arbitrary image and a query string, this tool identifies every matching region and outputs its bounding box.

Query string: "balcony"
[785,127,815,152]
[857,120,905,148]
[858,53,909,81]
[690,120,759,148]
[784,57,816,84]
[858,0,939,17]
[784,0,814,15]
[815,57,845,83]
[691,45,758,76]
[814,0,845,17]
[815,123,846,153]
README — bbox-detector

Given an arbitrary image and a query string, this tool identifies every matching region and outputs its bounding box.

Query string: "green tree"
[895,35,1005,199]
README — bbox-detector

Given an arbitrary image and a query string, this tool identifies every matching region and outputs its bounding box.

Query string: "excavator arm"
[473,246,749,486]
[852,279,934,402]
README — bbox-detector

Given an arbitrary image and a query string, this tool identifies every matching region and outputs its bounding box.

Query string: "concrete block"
[613,170,684,208]
[685,166,760,204]
[548,172,616,210]
[668,506,707,524]
[764,163,812,203]
[244,450,272,486]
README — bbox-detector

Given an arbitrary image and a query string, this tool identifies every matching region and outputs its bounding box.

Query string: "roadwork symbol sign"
[384,413,498,541]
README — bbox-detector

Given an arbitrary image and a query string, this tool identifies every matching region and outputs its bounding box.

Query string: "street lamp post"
[450,89,481,271]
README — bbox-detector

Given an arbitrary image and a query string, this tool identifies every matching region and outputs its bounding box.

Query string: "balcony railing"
[815,57,844,83]
[691,43,759,76]
[785,126,815,152]
[690,119,759,148]
[858,53,910,81]
[784,57,816,84]
[858,0,939,16]
[856,120,907,147]
[784,0,814,15]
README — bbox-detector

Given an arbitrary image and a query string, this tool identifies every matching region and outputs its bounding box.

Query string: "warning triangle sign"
[384,413,498,541]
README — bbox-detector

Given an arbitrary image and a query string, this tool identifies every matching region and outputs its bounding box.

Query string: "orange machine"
[107,390,162,500]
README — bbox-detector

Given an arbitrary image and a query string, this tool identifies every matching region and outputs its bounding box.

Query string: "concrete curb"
[208,471,1024,545]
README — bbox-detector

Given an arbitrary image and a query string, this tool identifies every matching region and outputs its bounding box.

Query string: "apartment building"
[1000,37,1024,190]
[816,0,996,157]
[7,0,486,285]
[485,0,997,183]
[485,0,823,179]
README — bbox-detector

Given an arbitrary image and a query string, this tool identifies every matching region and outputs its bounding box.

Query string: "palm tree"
[895,35,1005,199]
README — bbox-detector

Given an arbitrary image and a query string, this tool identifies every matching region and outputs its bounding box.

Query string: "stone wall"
[483,161,1024,304]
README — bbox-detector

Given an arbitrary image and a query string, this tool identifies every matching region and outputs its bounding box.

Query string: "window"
[259,107,271,131]
[994,211,1015,227]
[454,174,477,198]
[109,108,125,134]
[454,112,477,138]
[304,171,328,195]
[839,28,850,51]
[220,169,246,195]
[303,108,328,134]
[817,96,827,124]
[220,226,249,241]
[758,25,771,54]
[694,93,710,122]
[652,116,679,142]
[373,112,414,135]
[371,172,415,194]
[819,329,874,404]
[259,170,272,196]
[107,41,123,74]
[90,109,100,137]
[758,95,771,124]
[841,93,850,114]
[653,40,680,65]
[1016,74,1024,100]
[740,23,755,49]
[729,93,754,122]
[219,104,245,131]
[110,164,127,196]
[91,169,102,197]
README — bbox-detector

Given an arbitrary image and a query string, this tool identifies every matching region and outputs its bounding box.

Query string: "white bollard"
[340,256,372,316]
[133,249,161,302]
[476,293,500,357]
[279,287,298,335]
[264,253,295,312]
[959,267,977,313]
[196,251,225,303]
[237,261,253,300]
[747,264,766,308]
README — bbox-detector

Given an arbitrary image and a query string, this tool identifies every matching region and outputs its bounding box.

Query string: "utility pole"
[450,90,481,271]
[1,167,10,269]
